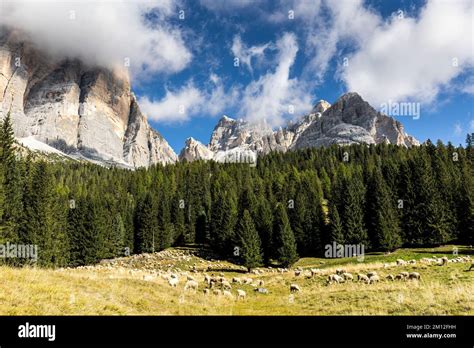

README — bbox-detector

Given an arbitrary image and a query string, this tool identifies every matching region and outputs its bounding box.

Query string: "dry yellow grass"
[0,245,472,315]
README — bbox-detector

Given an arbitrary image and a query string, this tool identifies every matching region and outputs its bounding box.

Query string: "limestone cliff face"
[292,93,420,149]
[0,28,177,167]
[181,94,418,162]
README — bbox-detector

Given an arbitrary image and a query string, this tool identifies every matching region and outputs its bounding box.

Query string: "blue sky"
[129,0,474,153]
[7,0,471,153]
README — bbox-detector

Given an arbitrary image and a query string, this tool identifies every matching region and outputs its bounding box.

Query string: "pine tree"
[367,168,402,251]
[273,203,298,267]
[134,193,159,253]
[328,202,345,245]
[236,210,263,271]
[342,171,369,246]
[0,111,23,249]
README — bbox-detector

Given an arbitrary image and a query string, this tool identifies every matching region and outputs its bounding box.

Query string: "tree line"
[1,111,473,269]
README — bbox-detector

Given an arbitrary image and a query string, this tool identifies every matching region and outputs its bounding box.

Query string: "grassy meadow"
[0,245,472,315]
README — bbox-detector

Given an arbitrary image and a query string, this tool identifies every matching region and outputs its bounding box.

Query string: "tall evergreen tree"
[236,210,263,271]
[273,204,298,267]
[367,168,402,251]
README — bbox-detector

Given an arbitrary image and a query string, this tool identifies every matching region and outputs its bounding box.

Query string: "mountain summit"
[0,28,177,167]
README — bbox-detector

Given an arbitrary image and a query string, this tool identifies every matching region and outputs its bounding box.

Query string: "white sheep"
[369,275,380,284]
[385,274,395,281]
[223,290,233,299]
[221,280,232,290]
[294,270,301,277]
[396,259,406,266]
[440,257,448,266]
[168,277,179,287]
[357,274,370,283]
[342,272,354,281]
[232,277,242,284]
[290,284,301,293]
[203,289,210,295]
[408,272,421,280]
[236,289,246,300]
[184,280,198,291]
[213,289,222,296]
[367,271,378,278]
[327,274,344,284]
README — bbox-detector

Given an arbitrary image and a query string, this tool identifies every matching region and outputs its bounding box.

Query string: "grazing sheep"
[294,270,301,277]
[342,273,354,281]
[254,287,269,294]
[357,274,370,283]
[310,268,321,277]
[395,274,404,280]
[143,275,154,281]
[232,277,242,284]
[213,289,222,296]
[408,259,416,265]
[335,268,345,275]
[304,271,313,279]
[187,275,195,281]
[221,280,232,290]
[203,289,210,295]
[204,275,211,285]
[469,263,474,271]
[440,257,449,266]
[257,280,265,287]
[243,277,253,284]
[386,274,395,281]
[396,259,406,266]
[327,274,344,285]
[168,277,179,287]
[236,289,246,300]
[223,290,233,298]
[400,271,409,278]
[290,284,301,293]
[369,275,380,284]
[367,271,378,278]
[408,272,421,280]
[184,280,198,291]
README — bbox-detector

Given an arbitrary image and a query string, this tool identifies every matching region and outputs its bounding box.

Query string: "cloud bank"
[0,0,192,79]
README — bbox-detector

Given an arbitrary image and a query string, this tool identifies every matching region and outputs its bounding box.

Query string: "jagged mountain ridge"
[0,28,177,167]
[179,95,419,162]
[1,28,419,168]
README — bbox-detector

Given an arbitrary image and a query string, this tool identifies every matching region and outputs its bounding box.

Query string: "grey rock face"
[292,92,420,149]
[0,28,177,167]
[179,137,214,162]
[182,93,418,162]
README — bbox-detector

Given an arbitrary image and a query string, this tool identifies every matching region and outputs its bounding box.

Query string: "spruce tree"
[367,168,402,251]
[273,203,298,267]
[236,210,263,271]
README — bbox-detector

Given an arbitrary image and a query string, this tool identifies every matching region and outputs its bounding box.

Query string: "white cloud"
[139,84,205,123]
[340,0,474,105]
[139,75,238,123]
[239,32,312,126]
[454,122,463,136]
[231,35,273,73]
[0,0,192,80]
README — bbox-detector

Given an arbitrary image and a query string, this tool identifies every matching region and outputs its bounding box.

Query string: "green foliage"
[236,210,263,271]
[0,116,472,267]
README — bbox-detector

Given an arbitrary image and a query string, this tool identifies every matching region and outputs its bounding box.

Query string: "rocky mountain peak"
[0,27,177,167]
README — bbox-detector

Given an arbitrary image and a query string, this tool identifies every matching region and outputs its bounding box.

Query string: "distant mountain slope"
[179,93,419,162]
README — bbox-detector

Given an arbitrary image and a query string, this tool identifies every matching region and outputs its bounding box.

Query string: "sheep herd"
[66,252,472,304]
[158,254,473,300]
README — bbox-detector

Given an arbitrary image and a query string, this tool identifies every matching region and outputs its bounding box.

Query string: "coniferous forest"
[0,113,473,269]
